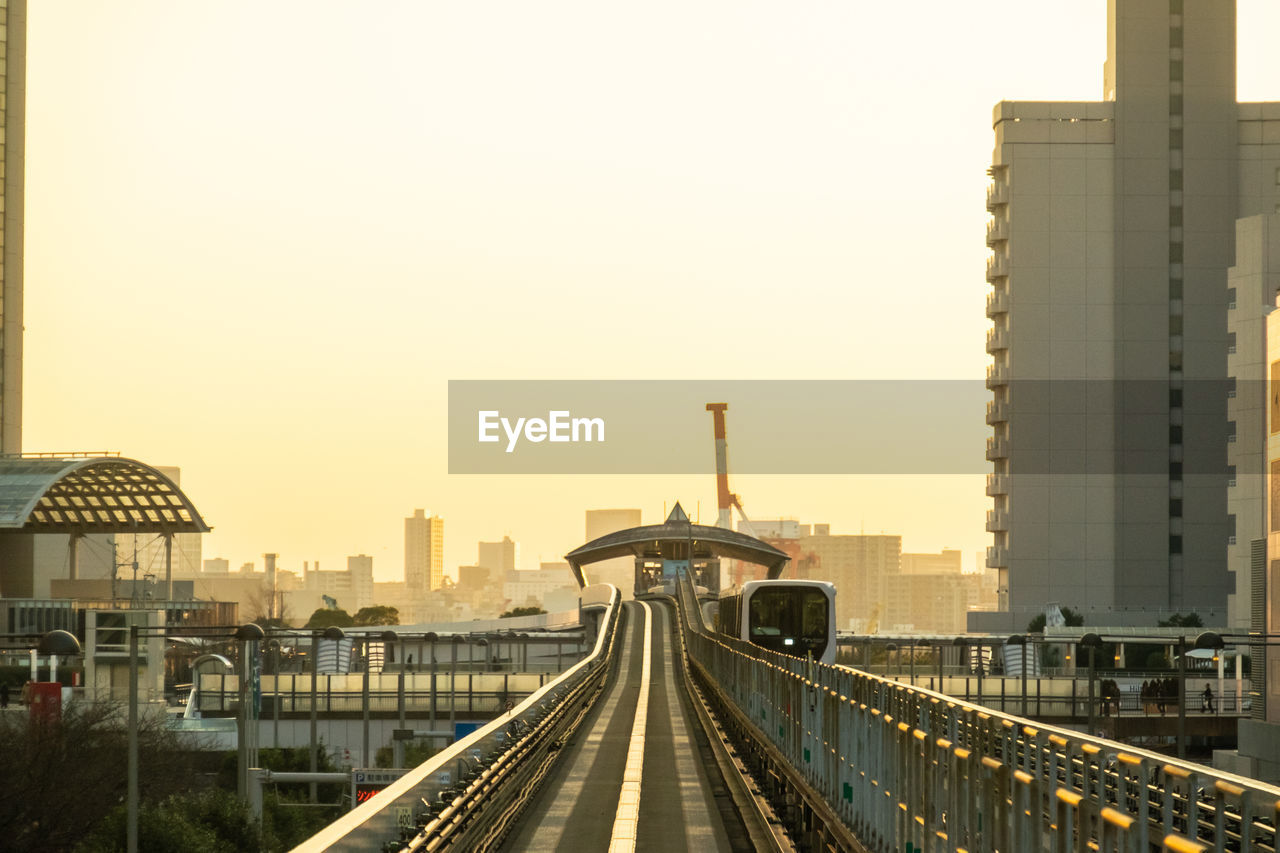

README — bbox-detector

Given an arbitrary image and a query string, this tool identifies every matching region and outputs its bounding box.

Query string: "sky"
[19,2,1280,581]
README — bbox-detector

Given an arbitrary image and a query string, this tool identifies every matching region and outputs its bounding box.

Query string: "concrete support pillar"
[68,532,82,581]
[163,533,173,602]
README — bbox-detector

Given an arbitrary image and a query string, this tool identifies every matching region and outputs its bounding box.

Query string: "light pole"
[35,630,80,696]
[952,637,969,700]
[234,623,265,800]
[450,635,462,736]
[361,635,371,768]
[263,638,281,749]
[1081,633,1103,735]
[1197,631,1225,715]
[1175,631,1225,758]
[425,632,438,731]
[309,625,345,802]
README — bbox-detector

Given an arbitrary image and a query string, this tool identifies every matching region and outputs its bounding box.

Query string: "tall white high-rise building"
[979,0,1277,630]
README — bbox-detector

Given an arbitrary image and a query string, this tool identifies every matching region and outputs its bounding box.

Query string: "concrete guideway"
[502,601,732,853]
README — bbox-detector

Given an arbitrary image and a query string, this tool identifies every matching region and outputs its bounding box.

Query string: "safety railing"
[676,575,1280,853]
[290,584,621,853]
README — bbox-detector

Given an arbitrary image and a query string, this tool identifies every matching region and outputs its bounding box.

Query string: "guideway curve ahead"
[503,600,732,852]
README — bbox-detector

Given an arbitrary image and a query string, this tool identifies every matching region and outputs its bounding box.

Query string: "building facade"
[583,509,642,595]
[404,509,444,591]
[980,0,1280,630]
[0,0,23,453]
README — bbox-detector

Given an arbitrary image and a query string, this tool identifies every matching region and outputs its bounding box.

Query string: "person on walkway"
[1202,683,1215,714]
[0,682,8,708]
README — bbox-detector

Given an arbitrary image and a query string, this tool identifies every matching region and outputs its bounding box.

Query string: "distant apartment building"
[288,554,376,616]
[203,557,230,575]
[886,550,993,634]
[583,509,642,595]
[405,509,444,591]
[980,0,1271,630]
[900,549,962,576]
[797,528,900,630]
[503,562,577,611]
[478,536,519,574]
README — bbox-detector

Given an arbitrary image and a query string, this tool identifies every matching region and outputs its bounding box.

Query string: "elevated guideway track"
[296,565,1280,853]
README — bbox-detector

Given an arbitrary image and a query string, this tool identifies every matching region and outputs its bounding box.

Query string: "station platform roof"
[564,502,788,587]
[0,454,209,533]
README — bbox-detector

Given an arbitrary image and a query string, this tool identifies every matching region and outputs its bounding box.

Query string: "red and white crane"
[705,402,756,537]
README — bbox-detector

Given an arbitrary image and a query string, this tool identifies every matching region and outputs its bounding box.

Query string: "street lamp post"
[309,625,345,802]
[426,632,438,731]
[450,635,463,736]
[361,636,371,769]
[264,638,281,749]
[1081,633,1103,736]
[952,638,969,701]
[1177,631,1225,759]
[127,624,140,853]
[234,624,265,801]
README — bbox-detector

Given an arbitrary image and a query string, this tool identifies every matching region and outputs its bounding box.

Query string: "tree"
[500,606,546,619]
[0,701,211,853]
[304,608,354,629]
[1159,612,1204,629]
[352,605,400,626]
[1025,607,1085,669]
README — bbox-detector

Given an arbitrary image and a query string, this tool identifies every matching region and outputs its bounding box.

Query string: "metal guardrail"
[289,585,621,853]
[676,576,1280,853]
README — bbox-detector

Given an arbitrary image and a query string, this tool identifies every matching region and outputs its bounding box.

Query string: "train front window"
[747,587,829,655]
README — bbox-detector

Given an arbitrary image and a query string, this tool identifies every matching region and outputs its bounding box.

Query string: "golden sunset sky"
[20,2,1280,580]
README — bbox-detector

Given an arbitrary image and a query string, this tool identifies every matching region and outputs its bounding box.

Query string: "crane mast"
[706,403,733,529]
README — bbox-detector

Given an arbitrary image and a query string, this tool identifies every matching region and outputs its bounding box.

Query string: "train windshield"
[747,587,829,659]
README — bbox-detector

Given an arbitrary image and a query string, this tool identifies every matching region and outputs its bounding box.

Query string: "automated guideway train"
[716,579,837,665]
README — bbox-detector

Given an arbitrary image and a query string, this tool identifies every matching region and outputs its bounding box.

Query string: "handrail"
[290,584,621,853]
[675,570,1280,852]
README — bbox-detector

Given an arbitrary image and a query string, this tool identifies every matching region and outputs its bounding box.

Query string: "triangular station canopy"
[564,502,789,588]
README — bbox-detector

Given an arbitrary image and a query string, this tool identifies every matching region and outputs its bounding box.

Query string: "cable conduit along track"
[409,600,626,853]
[657,592,794,853]
[670,578,868,853]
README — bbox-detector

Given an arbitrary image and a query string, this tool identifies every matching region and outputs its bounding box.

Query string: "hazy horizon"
[22,2,1280,582]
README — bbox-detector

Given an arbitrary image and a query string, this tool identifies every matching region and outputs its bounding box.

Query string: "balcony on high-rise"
[985,545,1008,568]
[985,399,1009,424]
[985,327,1009,353]
[985,509,1009,532]
[985,473,1009,496]
[986,218,1009,246]
[985,436,1008,459]
[986,181,1009,211]
[986,253,1009,281]
[986,288,1009,317]
[985,362,1009,389]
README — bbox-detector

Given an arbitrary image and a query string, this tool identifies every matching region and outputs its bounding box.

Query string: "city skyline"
[19,2,1280,582]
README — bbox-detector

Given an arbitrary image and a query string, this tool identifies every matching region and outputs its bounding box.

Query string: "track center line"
[608,599,652,853]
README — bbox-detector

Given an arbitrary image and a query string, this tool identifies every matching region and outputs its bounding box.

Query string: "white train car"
[717,579,837,665]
